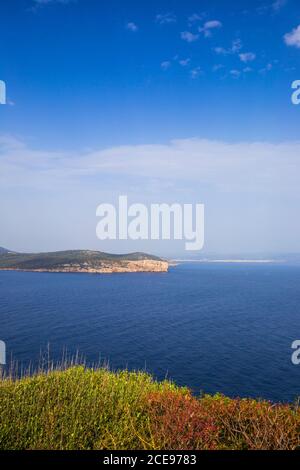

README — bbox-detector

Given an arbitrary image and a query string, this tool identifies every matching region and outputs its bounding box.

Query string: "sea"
[1,262,300,402]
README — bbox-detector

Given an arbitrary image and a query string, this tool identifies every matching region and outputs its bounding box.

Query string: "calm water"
[1,263,300,402]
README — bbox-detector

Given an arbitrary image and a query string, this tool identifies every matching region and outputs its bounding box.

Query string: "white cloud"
[230,69,241,78]
[257,0,287,14]
[2,135,300,253]
[1,136,300,199]
[230,66,253,76]
[272,0,287,11]
[179,58,191,66]
[259,63,273,74]
[284,25,300,48]
[126,22,138,32]
[199,20,222,38]
[212,64,224,72]
[32,0,75,4]
[155,13,176,24]
[214,39,242,55]
[232,39,243,53]
[190,67,202,78]
[181,31,199,42]
[214,47,228,55]
[161,57,190,70]
[239,52,256,63]
[204,20,222,29]
[161,61,171,70]
[188,13,205,23]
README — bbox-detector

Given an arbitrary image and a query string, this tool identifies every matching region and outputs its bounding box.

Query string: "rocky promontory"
[0,248,168,274]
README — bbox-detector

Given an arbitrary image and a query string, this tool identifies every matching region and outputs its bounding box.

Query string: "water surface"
[1,263,300,402]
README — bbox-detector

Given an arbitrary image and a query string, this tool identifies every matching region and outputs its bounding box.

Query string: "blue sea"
[1,263,300,402]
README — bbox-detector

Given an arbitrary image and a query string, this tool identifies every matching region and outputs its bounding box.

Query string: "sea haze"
[1,263,300,402]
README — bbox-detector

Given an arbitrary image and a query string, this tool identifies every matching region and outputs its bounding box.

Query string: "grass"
[0,365,300,450]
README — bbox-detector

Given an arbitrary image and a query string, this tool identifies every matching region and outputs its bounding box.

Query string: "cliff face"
[89,259,169,273]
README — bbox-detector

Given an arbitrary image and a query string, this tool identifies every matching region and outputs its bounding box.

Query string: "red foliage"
[200,395,300,450]
[147,391,219,450]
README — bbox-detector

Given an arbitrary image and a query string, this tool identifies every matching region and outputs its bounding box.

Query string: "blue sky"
[1,0,300,255]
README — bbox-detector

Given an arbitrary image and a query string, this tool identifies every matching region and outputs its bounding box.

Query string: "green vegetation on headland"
[0,248,168,273]
[0,366,299,450]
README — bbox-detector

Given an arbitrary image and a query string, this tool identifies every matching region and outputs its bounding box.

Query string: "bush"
[0,366,177,450]
[0,366,299,450]
[200,394,300,450]
[147,390,219,450]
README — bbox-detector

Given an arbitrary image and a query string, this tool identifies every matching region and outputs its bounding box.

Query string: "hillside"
[0,249,168,273]
[0,247,14,254]
[0,366,299,450]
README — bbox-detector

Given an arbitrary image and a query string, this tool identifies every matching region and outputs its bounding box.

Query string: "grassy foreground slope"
[0,366,299,450]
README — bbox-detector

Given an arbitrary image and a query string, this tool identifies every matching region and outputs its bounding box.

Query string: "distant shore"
[0,260,169,274]
[171,259,281,264]
[0,248,169,273]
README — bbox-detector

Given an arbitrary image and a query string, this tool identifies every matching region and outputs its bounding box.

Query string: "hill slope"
[0,247,14,254]
[0,249,168,273]
[0,366,299,450]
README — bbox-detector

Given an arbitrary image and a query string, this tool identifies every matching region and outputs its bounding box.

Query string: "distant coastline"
[0,248,169,274]
[171,259,282,264]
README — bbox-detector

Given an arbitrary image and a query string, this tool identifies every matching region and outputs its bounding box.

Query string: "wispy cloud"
[155,13,176,25]
[199,20,222,38]
[188,13,205,23]
[212,64,224,72]
[160,57,191,71]
[187,12,207,26]
[239,52,256,63]
[179,58,191,67]
[181,31,199,43]
[214,39,242,55]
[257,0,287,14]
[230,69,241,78]
[126,22,138,32]
[259,63,273,74]
[214,47,228,55]
[3,135,300,253]
[32,0,75,5]
[231,39,243,53]
[284,25,300,48]
[161,61,171,70]
[190,67,202,79]
[1,136,299,200]
[272,0,287,11]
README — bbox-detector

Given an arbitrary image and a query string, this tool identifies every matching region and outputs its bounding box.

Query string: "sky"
[1,0,300,256]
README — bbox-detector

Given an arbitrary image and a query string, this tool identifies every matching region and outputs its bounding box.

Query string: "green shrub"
[0,366,177,450]
[0,366,299,450]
